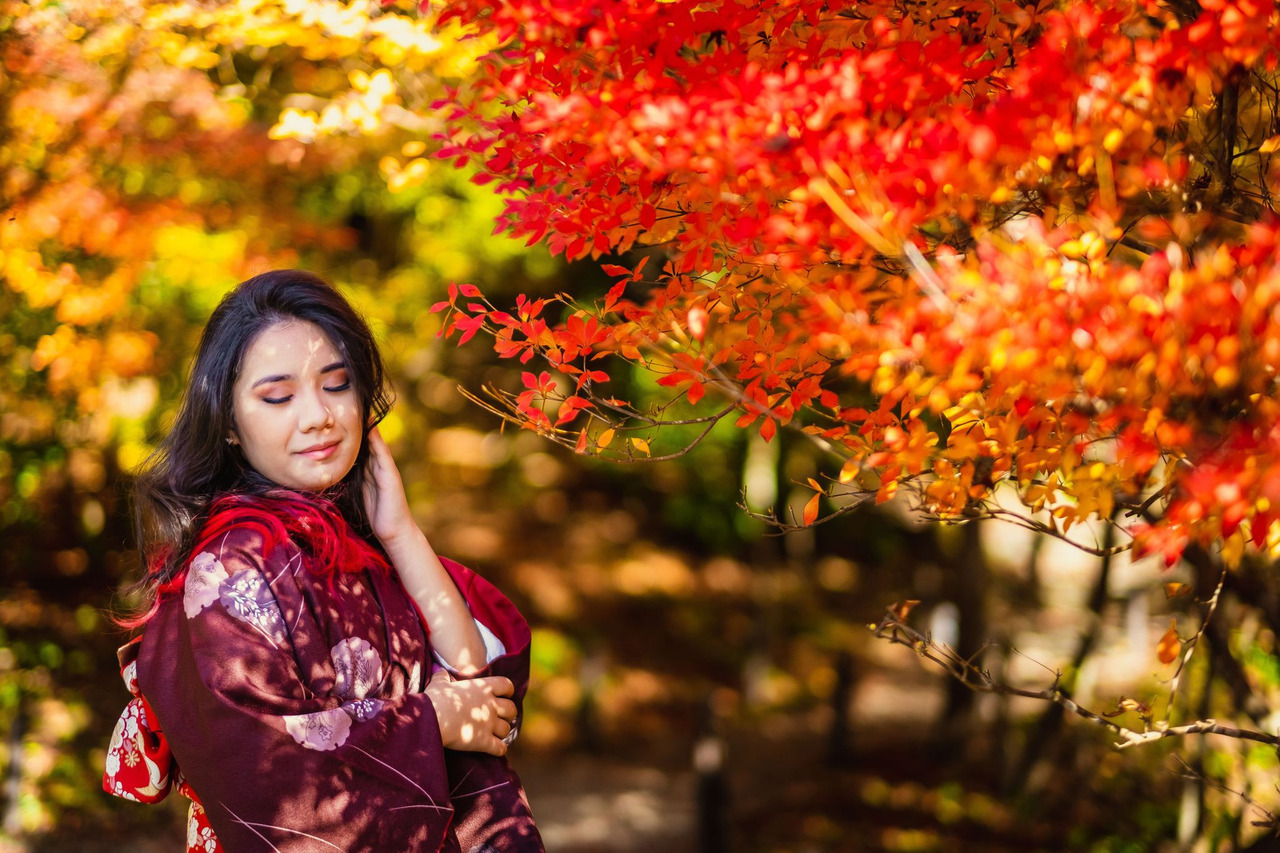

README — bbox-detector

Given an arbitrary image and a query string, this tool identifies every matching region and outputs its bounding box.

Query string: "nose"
[297,388,335,432]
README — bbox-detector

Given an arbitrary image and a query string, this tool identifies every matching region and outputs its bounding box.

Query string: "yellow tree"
[0,0,502,834]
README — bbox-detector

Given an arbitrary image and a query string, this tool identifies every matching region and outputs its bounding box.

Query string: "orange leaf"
[890,600,921,621]
[1163,582,1191,599]
[1157,619,1181,665]
[597,428,615,449]
[575,428,589,454]
[803,492,820,526]
[760,417,777,442]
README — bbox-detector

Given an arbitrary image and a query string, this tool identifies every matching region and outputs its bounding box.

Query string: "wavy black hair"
[121,270,392,626]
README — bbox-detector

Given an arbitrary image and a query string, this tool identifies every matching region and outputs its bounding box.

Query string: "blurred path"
[521,755,696,853]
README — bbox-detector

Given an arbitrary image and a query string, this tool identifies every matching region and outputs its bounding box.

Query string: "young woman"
[104,270,544,852]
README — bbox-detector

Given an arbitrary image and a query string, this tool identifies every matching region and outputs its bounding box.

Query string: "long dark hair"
[121,270,392,626]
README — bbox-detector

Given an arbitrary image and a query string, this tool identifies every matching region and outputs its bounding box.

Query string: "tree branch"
[871,606,1280,751]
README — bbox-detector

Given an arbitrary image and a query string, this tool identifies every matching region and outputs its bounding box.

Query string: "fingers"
[493,698,517,721]
[479,735,509,757]
[481,676,515,697]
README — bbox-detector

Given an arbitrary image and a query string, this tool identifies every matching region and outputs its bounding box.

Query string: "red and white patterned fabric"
[104,638,223,852]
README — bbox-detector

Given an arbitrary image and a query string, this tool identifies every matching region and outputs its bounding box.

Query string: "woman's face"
[230,319,363,492]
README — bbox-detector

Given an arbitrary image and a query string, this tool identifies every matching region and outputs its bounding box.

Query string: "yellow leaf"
[597,428,615,449]
[1103,128,1124,154]
[1261,135,1280,155]
[839,457,860,483]
[631,437,650,456]
[1221,529,1245,569]
[1163,582,1191,599]
[1157,618,1180,665]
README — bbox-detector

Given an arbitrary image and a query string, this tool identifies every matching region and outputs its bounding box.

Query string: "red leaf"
[631,256,650,280]
[603,280,628,312]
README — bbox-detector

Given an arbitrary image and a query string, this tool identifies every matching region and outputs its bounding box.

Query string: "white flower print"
[331,637,383,701]
[183,551,228,619]
[342,698,386,723]
[105,698,150,788]
[122,660,138,695]
[283,708,352,751]
[218,570,287,646]
[188,804,218,853]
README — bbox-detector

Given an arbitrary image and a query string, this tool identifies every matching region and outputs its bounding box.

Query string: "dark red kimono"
[104,497,544,852]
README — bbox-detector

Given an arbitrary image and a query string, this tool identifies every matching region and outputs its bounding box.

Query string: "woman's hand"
[361,426,417,548]
[363,426,490,674]
[424,670,518,756]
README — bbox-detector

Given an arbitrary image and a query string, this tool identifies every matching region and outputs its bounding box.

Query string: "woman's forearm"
[381,527,488,675]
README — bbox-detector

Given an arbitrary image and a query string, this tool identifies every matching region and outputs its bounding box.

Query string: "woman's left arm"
[362,427,489,675]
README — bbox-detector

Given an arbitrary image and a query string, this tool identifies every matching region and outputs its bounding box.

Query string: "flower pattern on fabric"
[184,551,229,619]
[218,570,287,646]
[283,708,352,751]
[343,698,386,723]
[122,660,138,695]
[409,660,423,693]
[331,637,383,701]
[188,801,219,853]
[104,697,171,803]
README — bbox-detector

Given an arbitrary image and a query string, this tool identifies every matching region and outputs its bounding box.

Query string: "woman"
[104,270,544,852]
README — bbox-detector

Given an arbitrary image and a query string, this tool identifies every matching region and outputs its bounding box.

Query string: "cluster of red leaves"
[433,0,1280,565]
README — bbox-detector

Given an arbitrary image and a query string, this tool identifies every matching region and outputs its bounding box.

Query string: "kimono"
[104,493,545,852]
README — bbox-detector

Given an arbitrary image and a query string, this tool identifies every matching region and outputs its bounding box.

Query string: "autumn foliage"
[431,0,1280,567]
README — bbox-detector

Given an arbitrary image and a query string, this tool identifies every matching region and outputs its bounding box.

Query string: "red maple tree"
[433,0,1280,574]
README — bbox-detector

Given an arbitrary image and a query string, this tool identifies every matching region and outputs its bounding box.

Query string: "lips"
[296,440,341,461]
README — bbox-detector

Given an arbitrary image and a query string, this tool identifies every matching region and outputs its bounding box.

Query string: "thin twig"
[1166,565,1228,717]
[872,607,1280,751]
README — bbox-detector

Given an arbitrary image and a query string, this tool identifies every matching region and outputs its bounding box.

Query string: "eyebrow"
[250,361,347,390]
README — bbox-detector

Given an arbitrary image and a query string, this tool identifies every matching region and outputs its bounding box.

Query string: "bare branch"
[871,607,1280,751]
[916,506,1134,558]
[1166,565,1227,716]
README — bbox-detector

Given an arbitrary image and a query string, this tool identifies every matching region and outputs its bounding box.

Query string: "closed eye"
[324,381,351,392]
[263,395,292,405]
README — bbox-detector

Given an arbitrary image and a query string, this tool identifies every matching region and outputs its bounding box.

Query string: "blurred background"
[2,3,1275,851]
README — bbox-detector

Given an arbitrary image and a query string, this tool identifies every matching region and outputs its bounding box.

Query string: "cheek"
[233,402,290,454]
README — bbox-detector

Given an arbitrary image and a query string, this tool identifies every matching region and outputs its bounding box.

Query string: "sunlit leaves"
[430,0,1280,564]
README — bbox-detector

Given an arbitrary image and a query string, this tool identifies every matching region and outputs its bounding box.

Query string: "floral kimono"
[104,494,544,852]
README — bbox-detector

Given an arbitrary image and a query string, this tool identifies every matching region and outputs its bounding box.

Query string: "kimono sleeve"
[432,557,533,711]
[137,525,457,852]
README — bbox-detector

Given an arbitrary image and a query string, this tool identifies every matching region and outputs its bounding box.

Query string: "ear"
[226,433,239,446]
